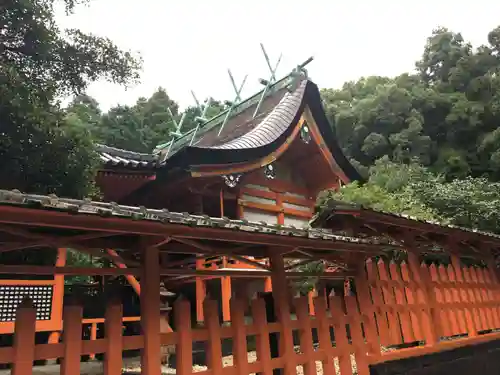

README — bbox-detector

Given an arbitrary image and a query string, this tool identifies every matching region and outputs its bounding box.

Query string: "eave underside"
[314,201,500,259]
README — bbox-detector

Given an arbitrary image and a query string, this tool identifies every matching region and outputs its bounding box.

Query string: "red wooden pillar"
[52,248,66,329]
[269,251,294,375]
[141,245,161,375]
[195,280,206,324]
[195,259,206,324]
[48,248,67,353]
[221,276,232,322]
[264,277,272,292]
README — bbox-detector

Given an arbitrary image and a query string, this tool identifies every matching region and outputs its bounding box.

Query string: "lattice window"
[0,285,53,322]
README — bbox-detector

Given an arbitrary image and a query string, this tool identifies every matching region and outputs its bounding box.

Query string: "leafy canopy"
[322,26,500,182]
[0,0,142,198]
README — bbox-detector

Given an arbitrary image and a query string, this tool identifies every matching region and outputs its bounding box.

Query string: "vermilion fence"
[1,255,500,375]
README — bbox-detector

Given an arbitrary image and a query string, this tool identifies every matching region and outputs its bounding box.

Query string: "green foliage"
[291,261,325,294]
[1,0,142,198]
[321,26,500,182]
[414,177,500,234]
[320,159,441,222]
[66,90,226,153]
[320,159,500,235]
[64,249,105,285]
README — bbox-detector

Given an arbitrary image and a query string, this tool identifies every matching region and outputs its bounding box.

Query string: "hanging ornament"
[300,124,311,144]
[264,164,276,180]
[222,174,241,188]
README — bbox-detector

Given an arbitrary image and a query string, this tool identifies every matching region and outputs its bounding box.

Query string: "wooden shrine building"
[3,57,500,375]
[94,62,363,323]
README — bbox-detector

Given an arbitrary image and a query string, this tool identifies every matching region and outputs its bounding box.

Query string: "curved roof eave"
[165,80,364,183]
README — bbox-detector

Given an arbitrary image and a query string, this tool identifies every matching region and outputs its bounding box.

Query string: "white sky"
[56,0,500,111]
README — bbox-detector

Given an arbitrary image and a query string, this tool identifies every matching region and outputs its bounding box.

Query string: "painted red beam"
[0,205,390,253]
[0,265,354,279]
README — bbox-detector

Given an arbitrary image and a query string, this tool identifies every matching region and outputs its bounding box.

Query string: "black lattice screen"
[0,285,53,322]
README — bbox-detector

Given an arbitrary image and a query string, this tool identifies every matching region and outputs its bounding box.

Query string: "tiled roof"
[210,81,306,150]
[314,199,500,243]
[0,190,379,244]
[155,75,301,156]
[96,75,308,169]
[96,144,157,168]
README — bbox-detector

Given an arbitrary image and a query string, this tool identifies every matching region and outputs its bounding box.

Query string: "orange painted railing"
[2,255,500,374]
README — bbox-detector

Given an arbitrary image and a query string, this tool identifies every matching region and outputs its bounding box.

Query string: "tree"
[319,158,441,222]
[321,25,500,182]
[320,158,500,236]
[92,94,226,153]
[0,0,142,198]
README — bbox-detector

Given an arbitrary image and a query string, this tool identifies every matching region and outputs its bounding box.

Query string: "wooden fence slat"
[231,298,249,375]
[61,304,83,375]
[174,299,193,375]
[484,262,500,328]
[355,265,381,357]
[399,261,423,342]
[365,259,390,346]
[251,298,273,375]
[476,268,495,330]
[428,263,449,337]
[345,296,369,375]
[450,257,477,338]
[446,264,467,334]
[313,297,336,375]
[462,267,482,332]
[469,267,488,331]
[437,264,459,336]
[104,301,123,375]
[294,297,316,375]
[329,296,353,375]
[12,298,36,375]
[204,299,223,374]
[377,260,402,345]
[408,255,439,345]
[389,261,414,343]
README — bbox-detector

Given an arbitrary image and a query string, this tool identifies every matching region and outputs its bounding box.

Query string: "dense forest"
[3,0,500,236]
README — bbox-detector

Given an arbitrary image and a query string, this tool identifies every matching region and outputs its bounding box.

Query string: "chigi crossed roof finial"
[162,107,187,159]
[253,43,282,119]
[154,44,315,158]
[189,91,212,146]
[217,70,248,136]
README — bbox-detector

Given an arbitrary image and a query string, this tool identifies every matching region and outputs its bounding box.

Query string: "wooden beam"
[0,205,394,253]
[0,265,354,279]
[106,249,141,295]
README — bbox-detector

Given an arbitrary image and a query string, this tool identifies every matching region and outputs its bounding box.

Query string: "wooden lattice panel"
[0,285,53,322]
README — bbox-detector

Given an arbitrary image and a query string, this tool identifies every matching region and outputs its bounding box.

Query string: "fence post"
[174,299,193,375]
[365,258,391,347]
[329,296,353,375]
[269,252,295,375]
[260,292,280,375]
[355,260,380,357]
[231,298,249,375]
[141,245,161,375]
[251,298,273,375]
[204,299,223,374]
[61,303,83,375]
[12,298,36,375]
[313,297,336,375]
[449,256,472,335]
[407,253,440,346]
[104,300,123,375]
[294,297,315,375]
